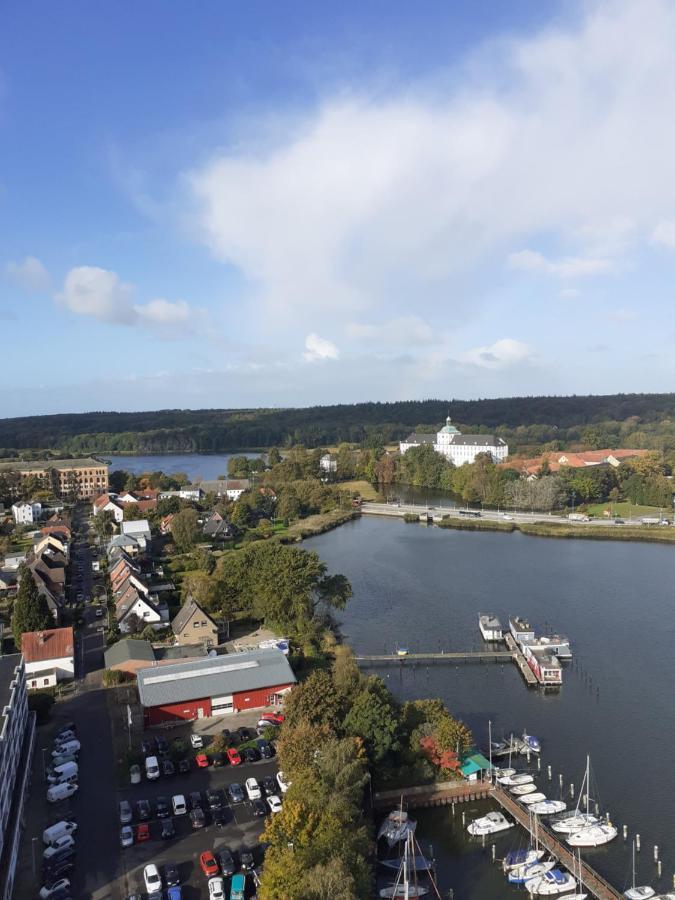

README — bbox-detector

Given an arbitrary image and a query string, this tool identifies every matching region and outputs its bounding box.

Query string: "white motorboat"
[379,887,428,898]
[526,869,576,895]
[467,811,514,836]
[479,614,503,641]
[528,800,567,815]
[495,767,516,779]
[511,783,537,796]
[378,809,416,847]
[550,813,599,834]
[567,823,618,847]
[508,859,555,884]
[500,773,534,786]
[520,792,548,806]
[624,839,655,899]
[503,848,545,872]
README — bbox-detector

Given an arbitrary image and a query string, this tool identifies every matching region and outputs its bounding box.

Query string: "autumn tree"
[12,566,52,645]
[171,508,199,552]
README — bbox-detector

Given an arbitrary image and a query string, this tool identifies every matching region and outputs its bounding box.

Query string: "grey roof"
[402,433,436,444]
[199,479,251,495]
[171,598,217,635]
[108,534,139,548]
[155,644,207,661]
[445,434,507,446]
[137,648,296,708]
[104,639,156,668]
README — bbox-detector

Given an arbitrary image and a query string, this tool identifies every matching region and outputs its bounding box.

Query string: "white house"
[92,494,124,523]
[116,491,139,504]
[320,454,337,473]
[116,593,168,633]
[120,520,152,551]
[400,418,509,466]
[12,501,42,525]
[21,627,75,689]
[158,488,203,501]
[199,480,251,501]
[2,552,27,571]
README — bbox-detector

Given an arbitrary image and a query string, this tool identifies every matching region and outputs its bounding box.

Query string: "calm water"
[105,452,261,481]
[306,516,675,897]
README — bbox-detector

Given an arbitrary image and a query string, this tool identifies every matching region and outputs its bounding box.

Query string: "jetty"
[375,780,620,900]
[355,647,539,687]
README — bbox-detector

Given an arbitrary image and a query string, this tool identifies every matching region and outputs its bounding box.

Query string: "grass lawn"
[584,501,671,519]
[338,480,380,501]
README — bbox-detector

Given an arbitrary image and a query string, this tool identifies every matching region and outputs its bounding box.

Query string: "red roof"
[22,627,74,662]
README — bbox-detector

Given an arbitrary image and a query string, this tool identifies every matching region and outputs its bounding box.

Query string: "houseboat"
[521,644,562,686]
[531,634,572,659]
[479,614,504,642]
[509,616,535,644]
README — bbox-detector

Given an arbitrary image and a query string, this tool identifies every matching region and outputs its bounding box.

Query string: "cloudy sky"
[2,0,675,416]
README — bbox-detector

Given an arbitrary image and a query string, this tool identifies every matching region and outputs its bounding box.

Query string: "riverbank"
[278,508,359,542]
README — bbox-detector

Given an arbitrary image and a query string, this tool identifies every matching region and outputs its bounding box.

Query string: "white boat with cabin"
[511,783,538,796]
[508,859,555,884]
[500,773,534,786]
[567,823,618,847]
[529,800,567,815]
[526,869,577,895]
[550,813,599,834]
[479,614,504,641]
[467,811,514,836]
[510,616,536,643]
[520,792,547,806]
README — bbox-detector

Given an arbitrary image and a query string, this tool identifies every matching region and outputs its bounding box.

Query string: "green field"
[584,501,671,520]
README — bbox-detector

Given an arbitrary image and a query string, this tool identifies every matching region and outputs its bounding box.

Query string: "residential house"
[199,480,250,501]
[2,553,26,571]
[116,491,138,504]
[21,627,75,689]
[319,454,337,473]
[0,572,16,592]
[40,518,72,541]
[120,520,152,551]
[115,591,168,634]
[172,598,221,648]
[202,511,232,541]
[11,502,42,525]
[107,533,141,558]
[158,487,203,501]
[501,448,651,479]
[93,494,124,523]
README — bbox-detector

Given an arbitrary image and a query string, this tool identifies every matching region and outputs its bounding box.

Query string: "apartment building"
[0,457,109,500]
[0,654,35,900]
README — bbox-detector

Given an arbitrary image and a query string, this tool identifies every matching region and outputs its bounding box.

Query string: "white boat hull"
[526,872,576,895]
[529,800,567,815]
[379,888,428,898]
[511,783,537,796]
[624,889,655,899]
[520,792,548,806]
[567,824,618,847]
[508,860,555,884]
[467,812,513,836]
[551,814,599,834]
[503,849,545,872]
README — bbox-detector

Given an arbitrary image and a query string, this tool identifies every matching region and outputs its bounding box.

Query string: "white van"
[145,755,160,780]
[171,794,187,816]
[43,820,77,845]
[47,762,78,784]
[47,782,78,803]
[43,834,75,856]
[51,740,80,758]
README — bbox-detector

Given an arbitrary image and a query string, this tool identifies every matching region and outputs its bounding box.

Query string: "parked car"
[171,794,187,816]
[160,818,175,840]
[156,737,170,755]
[241,747,259,764]
[228,783,244,804]
[43,822,77,846]
[206,788,226,810]
[211,752,226,768]
[42,859,74,881]
[54,722,76,739]
[143,864,162,894]
[136,823,151,842]
[256,739,273,760]
[47,783,78,803]
[252,799,266,817]
[208,877,225,900]
[267,795,283,814]
[226,748,241,766]
[245,778,261,800]
[51,740,80,757]
[177,758,190,774]
[162,759,175,777]
[260,776,277,797]
[276,771,290,793]
[164,864,180,887]
[39,878,71,899]
[141,739,154,755]
[43,835,75,858]
[220,728,233,745]
[212,808,228,827]
[195,753,209,768]
[240,848,255,870]
[120,826,134,848]
[190,734,204,749]
[199,851,219,877]
[236,727,254,743]
[259,712,285,726]
[130,764,141,785]
[190,808,206,829]
[53,730,76,744]
[216,848,236,877]
[155,796,170,818]
[189,791,203,810]
[145,756,160,780]
[136,799,151,821]
[43,845,75,865]
[166,888,181,900]
[118,800,133,825]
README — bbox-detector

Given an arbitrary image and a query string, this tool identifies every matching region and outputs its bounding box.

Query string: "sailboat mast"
[585,755,590,815]
[488,719,493,780]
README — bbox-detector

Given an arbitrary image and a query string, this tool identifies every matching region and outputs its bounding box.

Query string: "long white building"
[399,418,508,465]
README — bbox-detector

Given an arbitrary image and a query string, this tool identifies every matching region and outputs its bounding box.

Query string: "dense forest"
[2,393,675,456]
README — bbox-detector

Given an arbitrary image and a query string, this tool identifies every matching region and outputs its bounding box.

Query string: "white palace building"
[399,417,508,466]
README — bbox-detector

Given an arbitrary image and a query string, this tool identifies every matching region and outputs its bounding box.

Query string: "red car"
[226,747,241,766]
[200,851,219,877]
[195,753,209,768]
[260,712,285,725]
[136,823,150,842]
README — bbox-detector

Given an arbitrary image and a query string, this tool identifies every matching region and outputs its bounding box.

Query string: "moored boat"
[503,848,545,872]
[379,887,428,898]
[508,859,555,884]
[377,809,416,847]
[467,811,514,836]
[526,869,576,895]
[567,823,618,847]
[522,732,541,753]
[625,889,656,899]
[502,773,534,786]
[550,813,599,834]
[520,792,548,806]
[479,614,504,641]
[528,800,567,816]
[511,783,537,796]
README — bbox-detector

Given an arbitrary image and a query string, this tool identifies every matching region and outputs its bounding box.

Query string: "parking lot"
[118,746,277,898]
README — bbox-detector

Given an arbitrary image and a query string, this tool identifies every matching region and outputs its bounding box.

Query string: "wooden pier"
[355,646,539,687]
[492,785,621,900]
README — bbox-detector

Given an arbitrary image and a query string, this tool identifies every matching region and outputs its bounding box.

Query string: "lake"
[104,452,261,481]
[306,515,675,897]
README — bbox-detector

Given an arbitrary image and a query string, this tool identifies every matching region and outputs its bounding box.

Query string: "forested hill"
[1,393,675,454]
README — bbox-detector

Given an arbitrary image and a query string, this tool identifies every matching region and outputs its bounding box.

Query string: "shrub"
[28,690,55,724]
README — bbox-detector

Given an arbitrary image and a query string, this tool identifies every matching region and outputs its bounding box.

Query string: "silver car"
[119,799,132,825]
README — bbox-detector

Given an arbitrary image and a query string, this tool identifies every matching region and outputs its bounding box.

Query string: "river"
[305,515,675,898]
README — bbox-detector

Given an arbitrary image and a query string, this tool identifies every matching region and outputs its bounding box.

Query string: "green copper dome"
[440,416,460,434]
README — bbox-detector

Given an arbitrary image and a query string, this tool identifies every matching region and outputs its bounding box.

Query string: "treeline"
[4,392,675,454]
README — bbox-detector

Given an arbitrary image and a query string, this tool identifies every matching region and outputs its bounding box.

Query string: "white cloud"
[184,0,675,327]
[56,266,136,323]
[461,338,534,370]
[346,316,437,345]
[5,256,51,292]
[507,249,612,278]
[56,266,205,336]
[303,333,339,362]
[651,220,675,248]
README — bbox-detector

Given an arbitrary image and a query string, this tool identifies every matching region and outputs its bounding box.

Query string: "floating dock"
[355,648,539,687]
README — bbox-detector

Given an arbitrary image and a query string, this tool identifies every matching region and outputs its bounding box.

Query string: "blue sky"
[2,0,675,416]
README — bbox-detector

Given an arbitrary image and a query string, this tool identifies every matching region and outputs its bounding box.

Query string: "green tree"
[268,447,282,466]
[193,548,216,574]
[123,502,141,520]
[276,487,300,523]
[171,508,199,552]
[283,671,343,730]
[228,456,251,478]
[93,509,116,541]
[12,566,53,645]
[343,677,401,765]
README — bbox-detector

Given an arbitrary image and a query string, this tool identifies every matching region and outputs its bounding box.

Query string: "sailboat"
[378,809,417,847]
[520,792,548,806]
[624,840,655,899]
[379,830,442,899]
[562,849,589,900]
[529,799,567,815]
[525,869,577,895]
[508,859,555,884]
[503,848,546,872]
[565,756,617,847]
[550,813,599,834]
